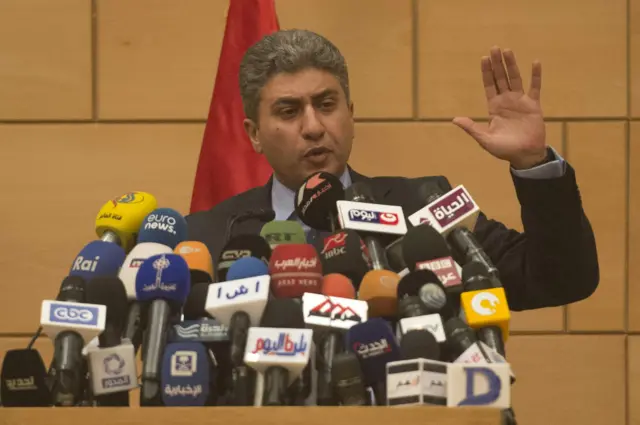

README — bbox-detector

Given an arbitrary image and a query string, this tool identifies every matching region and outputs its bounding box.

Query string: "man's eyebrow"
[271,89,340,107]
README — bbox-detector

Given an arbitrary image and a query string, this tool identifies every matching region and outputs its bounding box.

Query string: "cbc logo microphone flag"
[460,288,510,341]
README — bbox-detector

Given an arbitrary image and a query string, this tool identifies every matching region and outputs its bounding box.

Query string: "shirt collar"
[271,168,352,221]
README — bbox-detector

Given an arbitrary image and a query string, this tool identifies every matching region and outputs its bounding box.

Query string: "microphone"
[459,269,510,357]
[84,277,135,406]
[95,191,158,251]
[224,208,276,246]
[321,273,356,299]
[396,270,438,319]
[1,349,50,406]
[161,342,212,406]
[346,317,401,405]
[227,257,269,281]
[119,242,173,353]
[69,241,126,280]
[170,319,229,344]
[337,182,408,270]
[400,330,440,360]
[244,299,313,406]
[217,235,272,282]
[462,261,493,291]
[40,291,107,405]
[175,241,215,284]
[137,208,188,249]
[135,253,191,405]
[302,281,368,405]
[269,244,323,298]
[294,171,345,232]
[205,274,270,405]
[357,269,401,318]
[260,221,306,248]
[330,352,368,406]
[401,224,463,291]
[316,230,371,289]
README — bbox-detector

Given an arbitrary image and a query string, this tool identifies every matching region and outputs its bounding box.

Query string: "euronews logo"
[144,214,177,235]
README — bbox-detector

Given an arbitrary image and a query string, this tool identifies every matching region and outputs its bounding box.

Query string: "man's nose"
[301,106,325,141]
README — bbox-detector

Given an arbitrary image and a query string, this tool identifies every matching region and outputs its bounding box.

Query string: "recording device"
[41,282,107,406]
[331,352,368,406]
[0,349,50,406]
[135,253,190,406]
[269,244,323,298]
[337,182,407,270]
[294,171,345,232]
[315,230,371,289]
[95,191,158,251]
[84,277,135,406]
[175,241,215,284]
[224,208,276,247]
[302,282,368,405]
[244,299,313,406]
[357,269,401,318]
[217,235,272,281]
[260,221,306,248]
[119,242,174,353]
[137,208,188,249]
[206,275,270,405]
[69,240,126,280]
[161,342,212,406]
[346,317,401,405]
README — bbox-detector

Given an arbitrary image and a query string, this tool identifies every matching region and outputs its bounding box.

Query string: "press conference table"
[0,407,501,425]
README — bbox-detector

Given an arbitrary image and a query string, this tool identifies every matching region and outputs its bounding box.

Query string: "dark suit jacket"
[186,165,599,311]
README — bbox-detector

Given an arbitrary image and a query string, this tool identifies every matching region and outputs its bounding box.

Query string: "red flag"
[190,0,278,214]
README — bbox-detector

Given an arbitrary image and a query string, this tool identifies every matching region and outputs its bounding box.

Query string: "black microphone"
[313,229,371,290]
[331,352,368,406]
[216,235,272,282]
[1,349,50,406]
[224,208,276,247]
[85,277,131,406]
[294,171,345,232]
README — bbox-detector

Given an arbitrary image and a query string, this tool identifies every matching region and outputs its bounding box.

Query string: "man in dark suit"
[186,29,599,311]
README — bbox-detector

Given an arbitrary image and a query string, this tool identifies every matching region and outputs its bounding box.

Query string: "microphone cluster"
[0,179,516,422]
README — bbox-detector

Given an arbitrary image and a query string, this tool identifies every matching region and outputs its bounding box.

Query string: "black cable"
[27,326,43,349]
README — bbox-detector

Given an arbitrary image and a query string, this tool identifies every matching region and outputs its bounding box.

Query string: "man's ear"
[348,101,355,118]
[243,118,262,153]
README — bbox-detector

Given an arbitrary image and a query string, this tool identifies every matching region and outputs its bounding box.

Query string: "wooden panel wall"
[0,0,638,422]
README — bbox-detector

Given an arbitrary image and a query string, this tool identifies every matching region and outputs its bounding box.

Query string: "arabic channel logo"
[252,332,309,356]
[348,210,399,225]
[309,298,362,323]
[396,375,420,389]
[353,338,392,359]
[111,192,145,207]
[142,255,177,292]
[101,353,131,388]
[170,351,198,377]
[215,280,260,301]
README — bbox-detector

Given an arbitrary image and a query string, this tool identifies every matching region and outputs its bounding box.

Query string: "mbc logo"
[52,305,96,323]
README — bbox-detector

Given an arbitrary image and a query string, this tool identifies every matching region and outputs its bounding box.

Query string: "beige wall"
[0,0,638,422]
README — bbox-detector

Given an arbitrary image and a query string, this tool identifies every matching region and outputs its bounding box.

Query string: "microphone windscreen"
[260,299,305,328]
[397,270,441,298]
[226,257,269,281]
[400,329,440,360]
[135,253,190,304]
[260,221,306,247]
[137,208,188,249]
[85,276,129,330]
[56,275,86,302]
[217,235,271,281]
[161,342,210,406]
[119,242,174,299]
[418,282,449,313]
[346,317,400,386]
[183,282,211,320]
[344,181,376,203]
[357,270,400,318]
[69,240,126,279]
[318,230,371,288]
[401,225,451,270]
[294,172,345,231]
[95,191,158,252]
[321,274,355,299]
[175,241,214,281]
[0,349,50,406]
[269,244,322,298]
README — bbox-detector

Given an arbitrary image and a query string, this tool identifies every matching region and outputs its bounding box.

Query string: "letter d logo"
[458,367,501,406]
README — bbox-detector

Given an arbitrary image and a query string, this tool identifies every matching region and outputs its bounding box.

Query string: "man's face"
[244,68,354,190]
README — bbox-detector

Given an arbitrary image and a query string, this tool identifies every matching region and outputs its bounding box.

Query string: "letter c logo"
[471,292,500,316]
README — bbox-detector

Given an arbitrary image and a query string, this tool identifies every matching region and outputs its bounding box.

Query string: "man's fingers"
[503,49,523,93]
[452,117,489,145]
[528,60,542,100]
[490,47,510,93]
[481,57,497,100]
